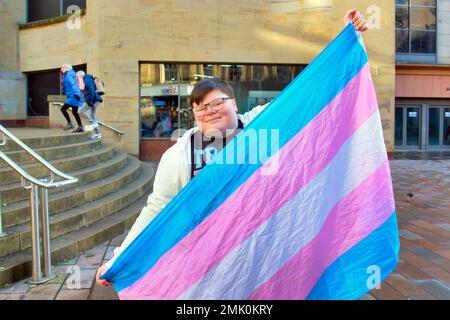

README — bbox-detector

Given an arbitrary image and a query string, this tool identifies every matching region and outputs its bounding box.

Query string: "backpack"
[93,76,106,95]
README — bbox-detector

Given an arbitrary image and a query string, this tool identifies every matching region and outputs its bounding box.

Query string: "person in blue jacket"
[60,64,84,132]
[77,71,103,139]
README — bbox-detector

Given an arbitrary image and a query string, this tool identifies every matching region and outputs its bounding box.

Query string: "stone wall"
[438,0,450,64]
[0,0,26,120]
[18,0,396,154]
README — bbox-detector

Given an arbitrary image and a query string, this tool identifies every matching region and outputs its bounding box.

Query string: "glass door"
[444,108,450,146]
[395,105,422,149]
[406,107,421,147]
[396,104,450,150]
[428,106,450,149]
[428,107,440,146]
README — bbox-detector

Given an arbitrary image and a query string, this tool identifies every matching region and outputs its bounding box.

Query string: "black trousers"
[61,104,82,126]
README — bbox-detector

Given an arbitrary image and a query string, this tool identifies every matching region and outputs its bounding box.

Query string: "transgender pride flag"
[101,24,400,300]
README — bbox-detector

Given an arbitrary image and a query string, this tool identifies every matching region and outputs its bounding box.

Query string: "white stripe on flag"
[179,110,388,300]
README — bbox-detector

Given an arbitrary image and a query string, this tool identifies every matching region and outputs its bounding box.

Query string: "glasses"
[192,97,232,117]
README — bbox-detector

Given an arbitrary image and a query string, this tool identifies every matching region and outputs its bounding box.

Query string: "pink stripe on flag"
[249,160,395,300]
[119,63,378,300]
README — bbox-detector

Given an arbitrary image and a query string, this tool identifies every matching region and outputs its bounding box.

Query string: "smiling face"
[193,89,239,138]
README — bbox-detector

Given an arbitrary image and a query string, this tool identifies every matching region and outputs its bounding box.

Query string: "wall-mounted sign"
[408,112,418,118]
[445,112,450,118]
[162,86,178,95]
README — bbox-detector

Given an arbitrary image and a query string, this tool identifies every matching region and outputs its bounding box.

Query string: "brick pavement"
[363,158,450,300]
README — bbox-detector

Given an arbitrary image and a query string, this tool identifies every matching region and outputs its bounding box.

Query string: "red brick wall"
[0,120,26,127]
[25,117,49,128]
[0,118,49,128]
[140,139,176,161]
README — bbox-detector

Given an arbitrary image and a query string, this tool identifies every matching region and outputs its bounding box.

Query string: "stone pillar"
[437,0,450,64]
[0,0,27,121]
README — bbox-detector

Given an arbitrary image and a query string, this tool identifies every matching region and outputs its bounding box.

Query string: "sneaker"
[64,123,74,131]
[85,122,99,132]
[73,126,84,133]
[90,133,102,139]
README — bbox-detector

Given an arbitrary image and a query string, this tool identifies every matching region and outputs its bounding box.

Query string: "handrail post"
[30,184,42,284]
[0,192,6,238]
[40,179,52,279]
[0,125,78,285]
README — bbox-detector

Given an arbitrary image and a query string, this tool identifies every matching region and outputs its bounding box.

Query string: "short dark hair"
[190,78,235,107]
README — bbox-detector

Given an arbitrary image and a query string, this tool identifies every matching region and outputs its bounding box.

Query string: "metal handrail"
[52,102,124,136]
[0,125,79,285]
[0,125,78,188]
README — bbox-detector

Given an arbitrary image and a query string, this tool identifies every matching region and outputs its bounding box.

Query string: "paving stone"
[0,294,24,300]
[22,284,61,300]
[89,283,119,300]
[435,250,450,260]
[56,289,91,300]
[423,269,450,288]
[396,262,434,281]
[0,279,30,294]
[413,280,450,300]
[370,283,406,300]
[400,250,439,269]
[399,229,424,241]
[110,232,128,246]
[384,274,430,296]
[105,246,118,260]
[62,268,96,290]
[58,257,78,266]
[436,223,450,232]
[47,266,71,285]
[408,247,446,261]
[417,239,448,252]
[76,253,104,269]
[85,244,109,255]
[360,294,376,300]
[431,260,450,274]
[406,294,437,300]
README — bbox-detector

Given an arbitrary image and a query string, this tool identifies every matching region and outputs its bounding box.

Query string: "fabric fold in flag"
[101,23,400,300]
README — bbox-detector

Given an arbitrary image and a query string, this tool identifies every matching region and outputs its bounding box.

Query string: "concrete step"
[0,139,102,168]
[0,151,131,231]
[0,173,153,287]
[1,130,90,152]
[0,157,154,259]
[0,145,122,205]
[0,143,115,185]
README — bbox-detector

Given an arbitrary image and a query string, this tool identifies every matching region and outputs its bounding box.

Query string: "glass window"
[63,0,86,13]
[396,6,409,29]
[27,0,86,22]
[140,63,304,139]
[411,7,436,30]
[396,30,410,53]
[395,0,436,55]
[411,0,436,6]
[411,30,436,53]
[28,0,60,22]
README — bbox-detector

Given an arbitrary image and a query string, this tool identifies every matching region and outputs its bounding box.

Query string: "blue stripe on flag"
[306,212,400,300]
[102,24,369,292]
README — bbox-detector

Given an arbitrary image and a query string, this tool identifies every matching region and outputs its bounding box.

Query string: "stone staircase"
[0,129,156,286]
